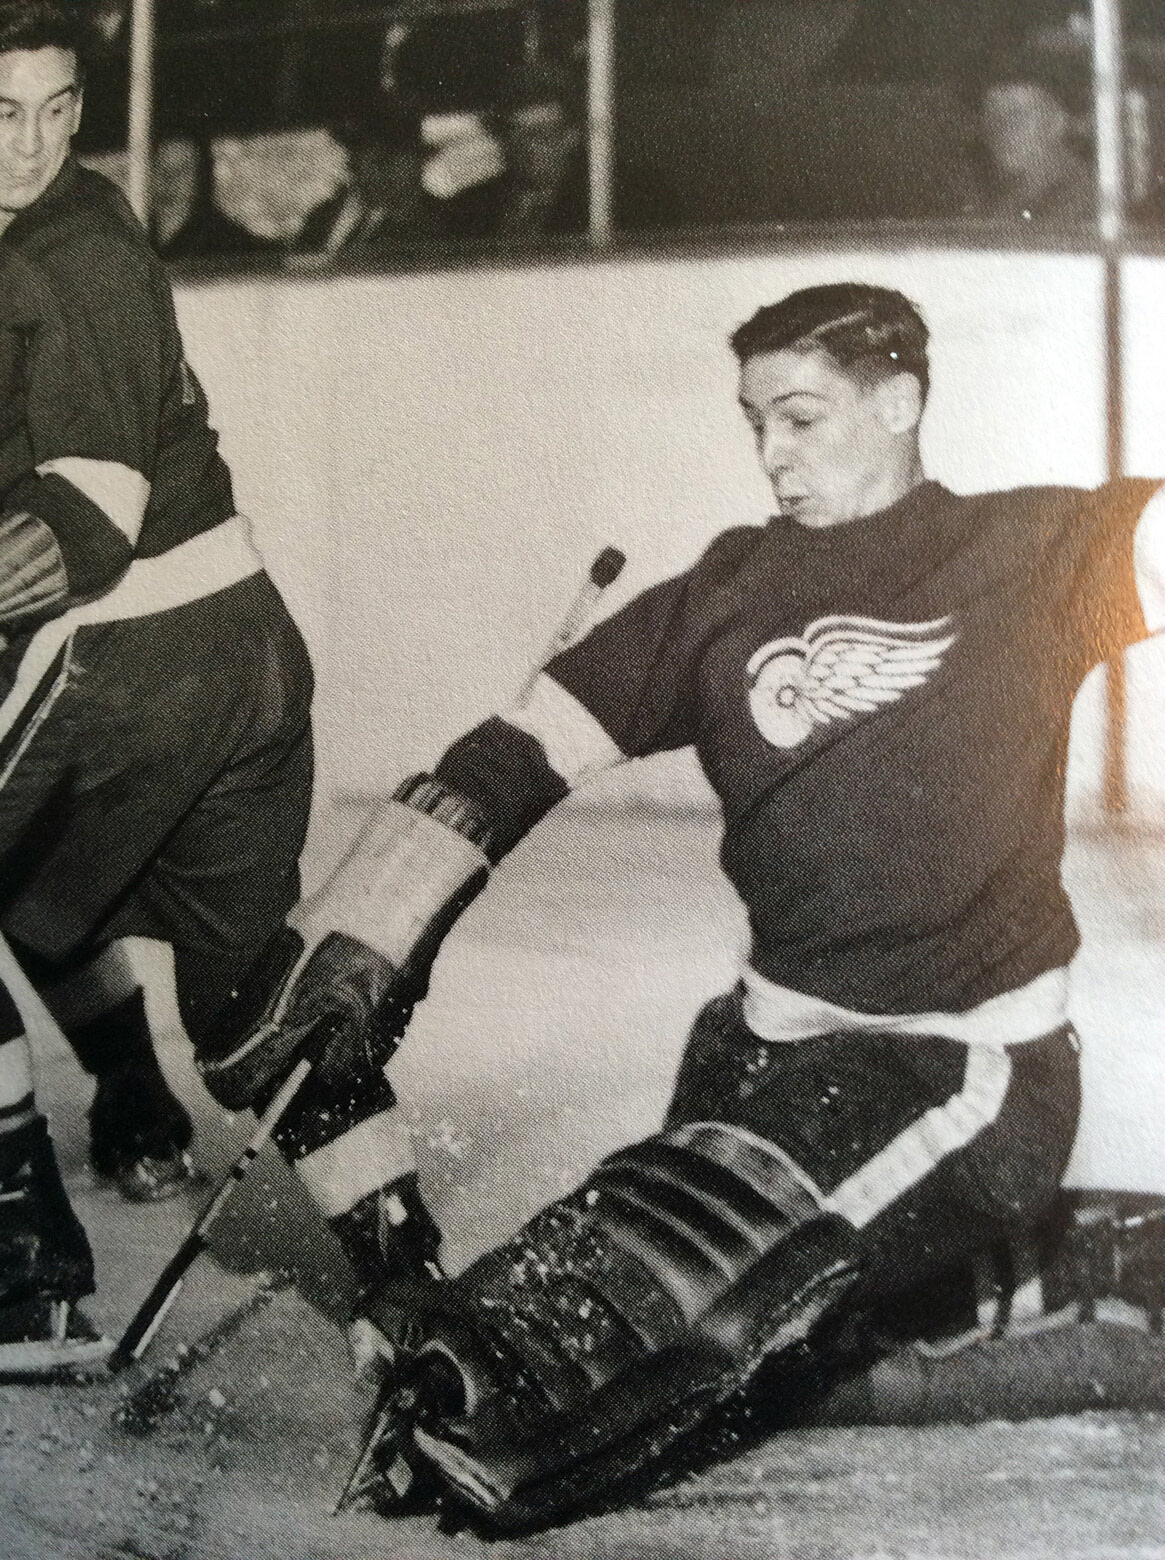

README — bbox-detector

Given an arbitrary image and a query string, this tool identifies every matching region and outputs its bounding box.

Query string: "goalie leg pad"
[377,1122,862,1527]
[196,777,493,1112]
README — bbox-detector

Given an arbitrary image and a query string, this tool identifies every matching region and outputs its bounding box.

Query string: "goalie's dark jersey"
[542,479,1153,1015]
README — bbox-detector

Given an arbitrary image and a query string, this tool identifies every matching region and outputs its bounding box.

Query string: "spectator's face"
[982,82,1069,180]
[504,101,579,190]
[738,347,919,528]
[0,47,82,216]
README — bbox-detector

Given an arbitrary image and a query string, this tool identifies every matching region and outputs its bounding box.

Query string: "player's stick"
[110,545,627,1377]
[516,546,626,703]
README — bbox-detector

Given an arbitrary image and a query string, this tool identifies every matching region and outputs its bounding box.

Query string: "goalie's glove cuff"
[197,776,494,1113]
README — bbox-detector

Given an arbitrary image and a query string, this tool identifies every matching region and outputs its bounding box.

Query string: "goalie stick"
[110,545,627,1378]
[114,1269,292,1433]
[110,1057,312,1371]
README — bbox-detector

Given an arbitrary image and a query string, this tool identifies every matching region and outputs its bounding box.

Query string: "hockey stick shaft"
[115,1270,290,1434]
[109,1056,312,1370]
[516,545,625,704]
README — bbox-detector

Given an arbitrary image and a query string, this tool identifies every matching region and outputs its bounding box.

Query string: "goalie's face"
[738,346,923,529]
[0,47,82,220]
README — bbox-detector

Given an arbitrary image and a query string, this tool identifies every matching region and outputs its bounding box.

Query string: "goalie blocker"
[197,775,493,1114]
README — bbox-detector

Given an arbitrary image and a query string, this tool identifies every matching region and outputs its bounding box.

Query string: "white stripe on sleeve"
[37,456,150,546]
[504,673,626,789]
[1134,483,1165,633]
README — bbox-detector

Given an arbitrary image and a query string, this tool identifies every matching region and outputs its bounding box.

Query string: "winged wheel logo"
[747,614,956,750]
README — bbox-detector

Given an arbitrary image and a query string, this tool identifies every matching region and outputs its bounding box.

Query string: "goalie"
[196,282,1165,1525]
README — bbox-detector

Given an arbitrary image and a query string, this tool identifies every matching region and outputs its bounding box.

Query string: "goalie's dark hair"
[731,283,931,404]
[0,0,92,77]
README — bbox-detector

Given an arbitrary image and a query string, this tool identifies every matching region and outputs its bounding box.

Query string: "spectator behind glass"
[439,59,676,243]
[975,57,1095,223]
[292,109,443,262]
[154,136,278,261]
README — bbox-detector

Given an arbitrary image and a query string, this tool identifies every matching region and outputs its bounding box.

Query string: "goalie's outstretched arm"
[187,698,613,1288]
[195,710,581,1120]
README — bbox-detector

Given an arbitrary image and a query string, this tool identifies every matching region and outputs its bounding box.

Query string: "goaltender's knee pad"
[394,1121,862,1525]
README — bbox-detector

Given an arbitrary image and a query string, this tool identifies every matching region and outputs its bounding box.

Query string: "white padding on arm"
[293,800,490,966]
[38,457,150,545]
[1134,484,1165,633]
[504,673,625,789]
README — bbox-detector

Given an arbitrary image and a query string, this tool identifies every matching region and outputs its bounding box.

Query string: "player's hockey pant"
[664,994,1082,1322]
[376,997,1081,1526]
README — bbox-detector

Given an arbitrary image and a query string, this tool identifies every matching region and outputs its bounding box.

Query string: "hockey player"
[197,281,1165,1524]
[0,2,313,1368]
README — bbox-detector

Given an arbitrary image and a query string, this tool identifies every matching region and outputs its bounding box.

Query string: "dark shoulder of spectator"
[162,207,280,263]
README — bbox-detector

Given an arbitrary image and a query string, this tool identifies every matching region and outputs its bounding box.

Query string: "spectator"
[440,59,677,243]
[975,57,1095,223]
[292,110,443,262]
[154,136,278,262]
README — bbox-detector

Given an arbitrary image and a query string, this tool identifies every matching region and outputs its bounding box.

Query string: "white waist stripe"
[38,456,150,546]
[503,673,625,789]
[741,964,1070,1050]
[826,1045,1013,1230]
[292,1108,417,1219]
[0,516,263,776]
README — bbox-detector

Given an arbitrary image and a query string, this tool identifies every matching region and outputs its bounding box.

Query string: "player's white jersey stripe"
[292,1107,416,1218]
[38,456,150,545]
[741,964,1069,1049]
[504,673,625,789]
[0,1049,33,1115]
[825,1045,1012,1230]
[1134,485,1165,633]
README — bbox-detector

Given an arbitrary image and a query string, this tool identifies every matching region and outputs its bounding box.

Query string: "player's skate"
[66,990,196,1204]
[336,1179,449,1517]
[0,1117,111,1376]
[88,1062,196,1203]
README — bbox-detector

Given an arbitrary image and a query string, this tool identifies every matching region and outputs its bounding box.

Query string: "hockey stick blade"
[109,1055,313,1371]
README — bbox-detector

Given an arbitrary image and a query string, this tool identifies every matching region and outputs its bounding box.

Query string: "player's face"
[738,346,921,528]
[0,47,82,217]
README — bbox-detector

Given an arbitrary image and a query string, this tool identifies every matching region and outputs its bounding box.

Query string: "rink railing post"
[125,0,156,228]
[1093,0,1131,818]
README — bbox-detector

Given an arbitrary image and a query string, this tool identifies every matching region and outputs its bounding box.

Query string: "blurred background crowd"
[74,0,1165,268]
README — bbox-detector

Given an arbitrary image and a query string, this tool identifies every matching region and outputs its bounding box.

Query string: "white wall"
[173,244,1148,813]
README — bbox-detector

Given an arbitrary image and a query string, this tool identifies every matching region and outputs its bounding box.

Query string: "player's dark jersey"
[0,159,236,568]
[442,479,1154,1019]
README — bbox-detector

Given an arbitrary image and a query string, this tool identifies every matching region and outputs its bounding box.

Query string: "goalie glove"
[197,776,494,1113]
